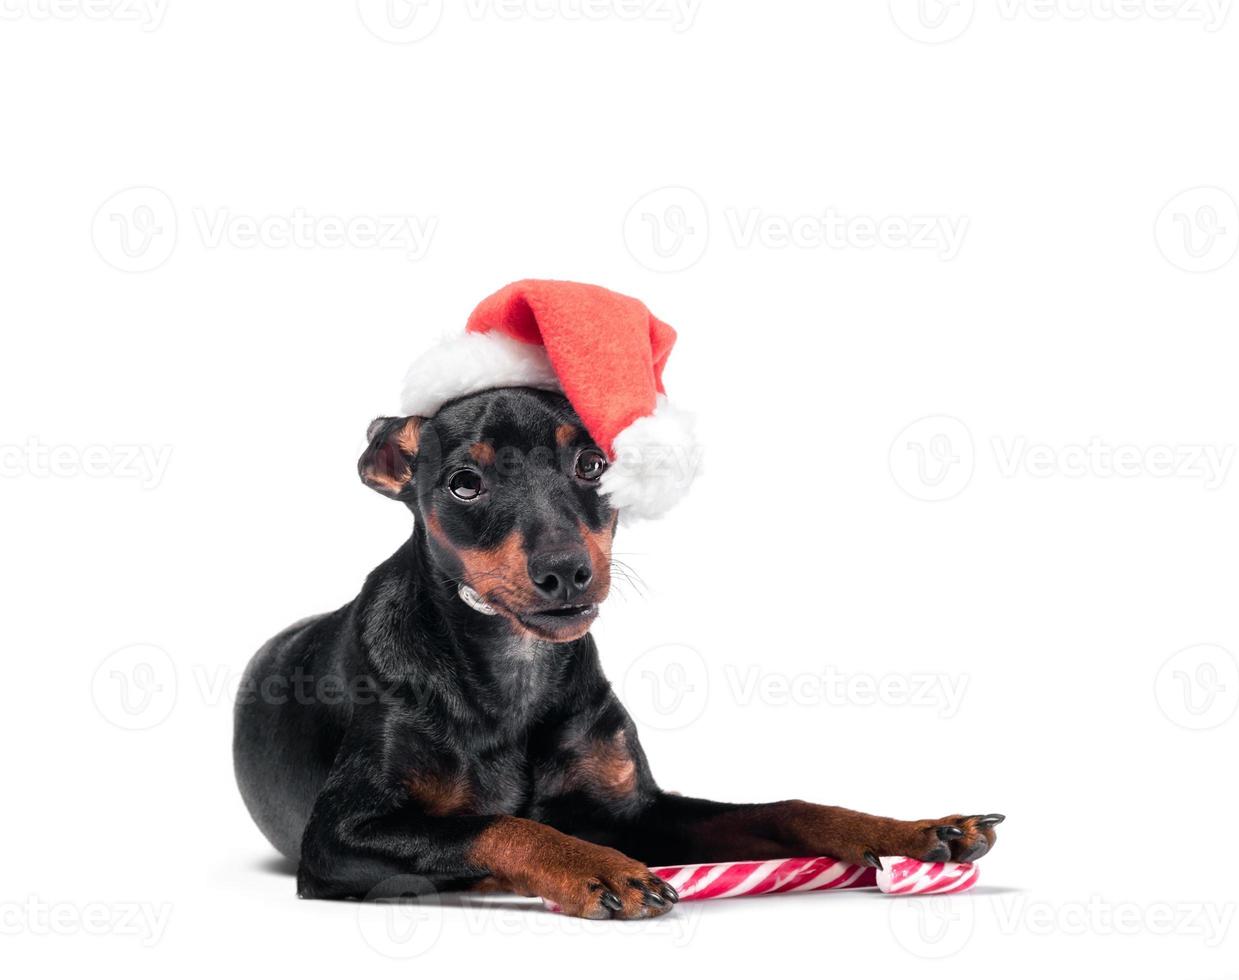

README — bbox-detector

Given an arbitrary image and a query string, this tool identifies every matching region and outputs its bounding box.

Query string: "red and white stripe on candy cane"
[875,856,980,895]
[654,856,876,900]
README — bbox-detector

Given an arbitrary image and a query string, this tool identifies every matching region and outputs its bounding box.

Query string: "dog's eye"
[447,469,485,501]
[574,449,608,482]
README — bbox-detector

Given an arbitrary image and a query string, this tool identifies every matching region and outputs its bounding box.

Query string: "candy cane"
[542,855,976,912]
[655,856,877,900]
[876,856,979,896]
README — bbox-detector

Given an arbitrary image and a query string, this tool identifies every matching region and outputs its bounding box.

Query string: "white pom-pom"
[600,396,702,521]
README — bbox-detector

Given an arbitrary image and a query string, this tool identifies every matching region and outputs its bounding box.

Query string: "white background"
[2,1,1237,976]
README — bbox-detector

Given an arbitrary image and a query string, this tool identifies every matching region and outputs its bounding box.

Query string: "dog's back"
[233,609,353,859]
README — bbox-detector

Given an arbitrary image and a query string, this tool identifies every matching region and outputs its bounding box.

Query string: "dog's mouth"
[513,603,599,641]
[456,584,602,642]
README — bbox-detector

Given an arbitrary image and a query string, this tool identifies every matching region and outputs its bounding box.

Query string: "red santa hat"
[399,279,699,520]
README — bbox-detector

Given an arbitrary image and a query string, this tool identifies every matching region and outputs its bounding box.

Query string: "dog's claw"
[977,813,1005,828]
[956,840,990,863]
[632,877,666,907]
[862,851,883,871]
[600,891,622,912]
[936,825,964,840]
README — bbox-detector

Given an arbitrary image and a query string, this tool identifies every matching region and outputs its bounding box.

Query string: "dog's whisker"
[609,559,647,597]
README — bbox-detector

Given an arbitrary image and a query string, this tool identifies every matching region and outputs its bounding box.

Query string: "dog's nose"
[528,549,593,603]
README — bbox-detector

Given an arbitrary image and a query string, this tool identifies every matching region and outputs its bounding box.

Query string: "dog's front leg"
[619,794,1004,868]
[529,710,1003,869]
[463,816,679,917]
[300,807,677,917]
[296,745,677,917]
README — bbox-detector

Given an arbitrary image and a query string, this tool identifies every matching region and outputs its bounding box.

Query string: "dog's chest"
[394,641,572,817]
[397,737,533,817]
[464,639,568,739]
[468,741,536,813]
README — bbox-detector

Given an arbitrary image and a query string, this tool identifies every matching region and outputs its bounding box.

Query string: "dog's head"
[358,387,616,642]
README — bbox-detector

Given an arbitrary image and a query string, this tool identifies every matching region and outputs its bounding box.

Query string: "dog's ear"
[358,416,423,499]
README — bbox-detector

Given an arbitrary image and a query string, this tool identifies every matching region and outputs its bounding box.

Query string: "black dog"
[233,387,1002,918]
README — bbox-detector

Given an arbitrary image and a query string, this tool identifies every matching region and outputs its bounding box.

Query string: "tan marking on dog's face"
[422,511,538,618]
[424,505,613,639]
[455,530,539,611]
[577,520,614,600]
[555,424,577,449]
[405,772,472,816]
[423,509,449,543]
[469,441,495,466]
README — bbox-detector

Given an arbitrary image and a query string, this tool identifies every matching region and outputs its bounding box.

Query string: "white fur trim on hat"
[399,332,560,418]
[599,396,702,521]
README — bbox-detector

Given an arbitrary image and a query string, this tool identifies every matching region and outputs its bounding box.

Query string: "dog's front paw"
[893,813,1005,864]
[537,844,679,920]
[783,803,1005,868]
